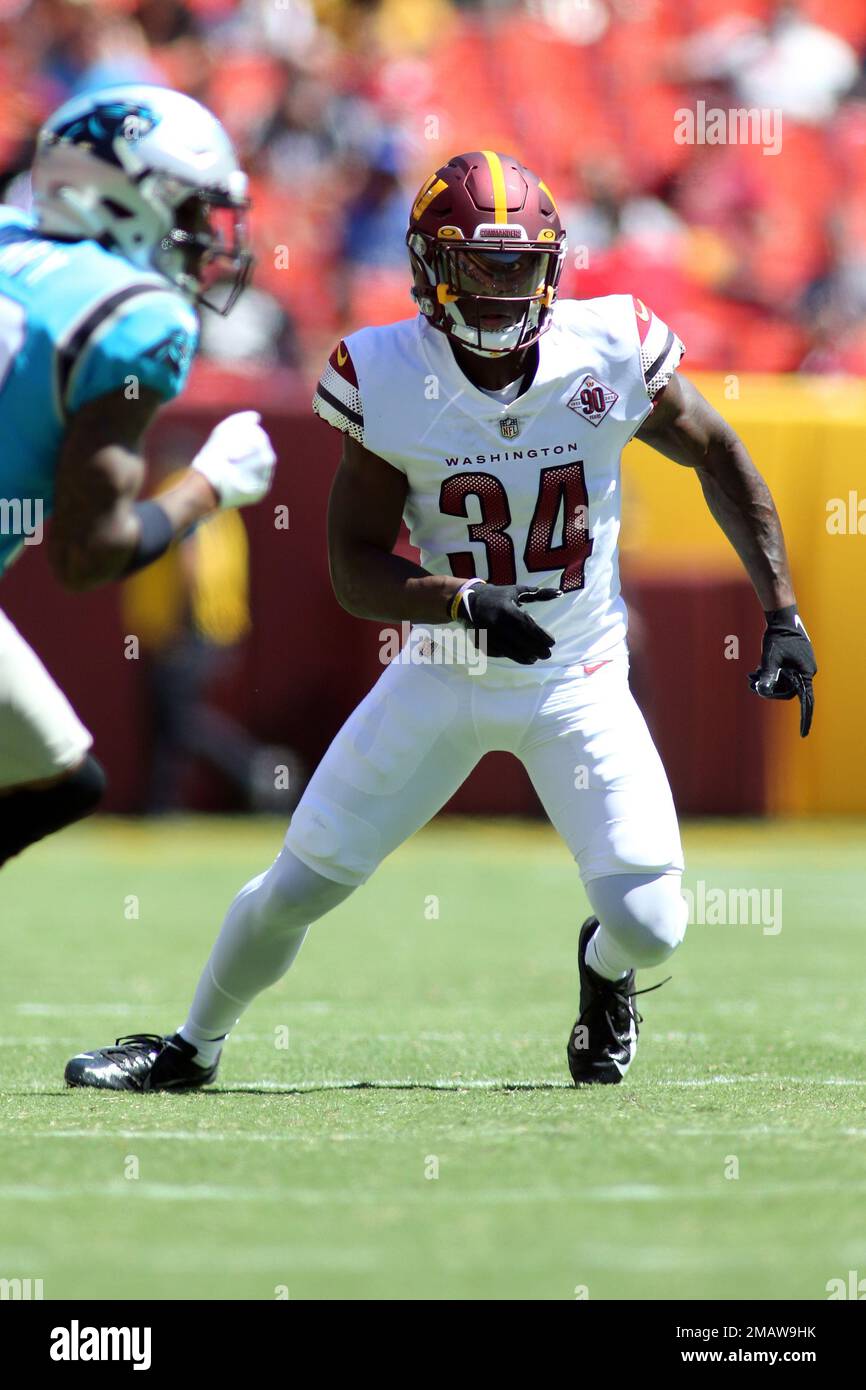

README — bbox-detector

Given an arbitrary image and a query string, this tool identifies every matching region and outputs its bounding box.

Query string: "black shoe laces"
[106,1033,165,1063]
[580,976,671,1039]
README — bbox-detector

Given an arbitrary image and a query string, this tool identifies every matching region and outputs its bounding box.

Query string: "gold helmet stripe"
[412,175,448,222]
[480,150,508,225]
[538,178,558,213]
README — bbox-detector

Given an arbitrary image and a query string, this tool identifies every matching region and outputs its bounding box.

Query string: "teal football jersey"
[0,206,199,575]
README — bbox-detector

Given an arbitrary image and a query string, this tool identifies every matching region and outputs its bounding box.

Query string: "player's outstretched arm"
[636,373,795,607]
[636,372,816,735]
[50,393,275,591]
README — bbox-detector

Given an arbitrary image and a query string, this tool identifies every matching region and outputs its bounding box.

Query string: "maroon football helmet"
[406,151,567,355]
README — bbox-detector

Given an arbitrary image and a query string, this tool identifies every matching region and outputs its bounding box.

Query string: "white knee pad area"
[250,848,356,937]
[586,871,688,969]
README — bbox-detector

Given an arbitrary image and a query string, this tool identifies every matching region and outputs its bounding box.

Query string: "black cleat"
[64,1033,219,1092]
[567,917,643,1086]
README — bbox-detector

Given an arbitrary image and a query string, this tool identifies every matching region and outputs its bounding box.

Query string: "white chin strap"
[446,299,542,355]
[458,343,512,359]
[453,323,525,356]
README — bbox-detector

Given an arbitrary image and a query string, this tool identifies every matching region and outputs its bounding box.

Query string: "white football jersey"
[313,295,684,671]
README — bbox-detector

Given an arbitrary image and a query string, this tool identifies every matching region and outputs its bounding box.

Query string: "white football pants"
[183,645,687,1039]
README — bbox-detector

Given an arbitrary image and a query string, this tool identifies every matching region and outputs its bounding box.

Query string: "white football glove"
[191,411,276,510]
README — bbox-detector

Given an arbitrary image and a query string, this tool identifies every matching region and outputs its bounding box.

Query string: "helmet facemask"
[156,189,253,316]
[409,231,564,355]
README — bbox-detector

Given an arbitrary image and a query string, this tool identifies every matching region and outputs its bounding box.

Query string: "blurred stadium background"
[3,0,866,1306]
[2,0,865,818]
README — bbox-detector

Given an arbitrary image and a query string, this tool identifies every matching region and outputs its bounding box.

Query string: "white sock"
[177,1021,227,1068]
[180,848,353,1044]
[585,924,631,982]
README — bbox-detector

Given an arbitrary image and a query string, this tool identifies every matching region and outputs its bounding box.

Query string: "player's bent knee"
[628,893,688,966]
[0,754,106,865]
[587,871,688,967]
[254,847,355,936]
[285,793,382,888]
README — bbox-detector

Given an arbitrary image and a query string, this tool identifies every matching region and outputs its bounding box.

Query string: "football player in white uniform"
[67,152,816,1091]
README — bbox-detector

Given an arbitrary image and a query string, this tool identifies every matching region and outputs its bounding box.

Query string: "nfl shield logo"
[499,416,520,439]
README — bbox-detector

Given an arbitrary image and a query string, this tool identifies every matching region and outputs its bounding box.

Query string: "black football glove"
[454,581,559,664]
[748,605,817,738]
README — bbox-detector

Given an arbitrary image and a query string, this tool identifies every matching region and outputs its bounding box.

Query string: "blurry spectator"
[332,133,413,325]
[315,0,456,59]
[39,1,163,96]
[257,0,320,65]
[733,4,858,124]
[198,281,301,367]
[134,0,202,46]
[254,61,342,182]
[340,135,409,270]
[678,1,859,124]
[564,154,687,260]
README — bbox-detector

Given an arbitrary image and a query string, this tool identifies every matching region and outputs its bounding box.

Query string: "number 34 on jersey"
[314,293,685,667]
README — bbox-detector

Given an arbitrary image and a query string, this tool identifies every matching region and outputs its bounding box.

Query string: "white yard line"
[5,1074,866,1097]
[22,1129,307,1143]
[1,1179,866,1206]
[14,1121,864,1145]
[15,1004,145,1017]
[662,1076,866,1087]
[223,1075,866,1091]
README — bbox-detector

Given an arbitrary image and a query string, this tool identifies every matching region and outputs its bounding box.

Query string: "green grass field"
[1,815,864,1301]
